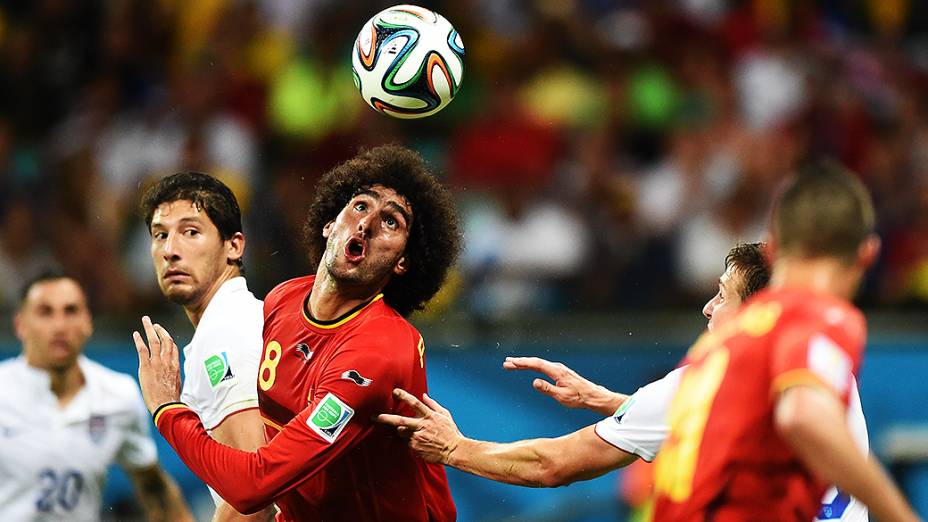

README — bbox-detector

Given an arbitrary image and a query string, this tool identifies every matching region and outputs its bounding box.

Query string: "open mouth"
[345,237,367,262]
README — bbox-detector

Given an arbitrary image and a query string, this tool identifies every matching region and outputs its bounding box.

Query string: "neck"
[26,356,84,407]
[769,256,861,301]
[185,268,239,327]
[307,265,383,322]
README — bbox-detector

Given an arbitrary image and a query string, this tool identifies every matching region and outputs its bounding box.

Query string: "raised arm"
[376,389,637,487]
[133,317,396,514]
[503,357,626,416]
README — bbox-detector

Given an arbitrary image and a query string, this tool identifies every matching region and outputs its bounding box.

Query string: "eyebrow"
[355,190,412,226]
[151,216,205,229]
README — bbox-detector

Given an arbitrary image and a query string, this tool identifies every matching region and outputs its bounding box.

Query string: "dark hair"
[724,242,770,301]
[774,160,875,262]
[20,268,86,307]
[139,171,244,270]
[304,145,462,317]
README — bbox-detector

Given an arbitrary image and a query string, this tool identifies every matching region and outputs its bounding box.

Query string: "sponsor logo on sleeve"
[204,352,235,387]
[808,334,852,395]
[307,393,355,443]
[340,370,373,387]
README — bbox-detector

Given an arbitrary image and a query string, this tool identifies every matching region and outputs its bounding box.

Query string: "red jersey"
[155,275,456,521]
[652,288,865,522]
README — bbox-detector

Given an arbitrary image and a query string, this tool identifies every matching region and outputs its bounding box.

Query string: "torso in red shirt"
[258,275,455,521]
[652,288,865,522]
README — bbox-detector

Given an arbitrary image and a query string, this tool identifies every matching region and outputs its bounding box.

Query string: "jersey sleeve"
[194,334,263,430]
[116,385,159,471]
[770,319,862,404]
[153,336,402,515]
[593,367,684,462]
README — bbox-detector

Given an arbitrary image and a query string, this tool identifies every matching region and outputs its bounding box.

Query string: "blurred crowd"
[1,0,927,324]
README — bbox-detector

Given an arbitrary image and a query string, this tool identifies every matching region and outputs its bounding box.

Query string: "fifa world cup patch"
[308,393,355,443]
[204,352,235,387]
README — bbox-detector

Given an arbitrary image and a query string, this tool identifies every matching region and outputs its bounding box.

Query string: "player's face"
[322,185,412,289]
[149,200,232,307]
[702,265,745,332]
[15,279,93,372]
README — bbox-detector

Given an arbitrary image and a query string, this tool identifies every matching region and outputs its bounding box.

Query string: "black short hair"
[774,160,876,263]
[724,242,770,301]
[139,171,245,270]
[20,268,86,308]
[303,145,462,317]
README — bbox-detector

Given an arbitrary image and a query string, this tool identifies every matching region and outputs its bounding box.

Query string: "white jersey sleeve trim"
[593,367,684,463]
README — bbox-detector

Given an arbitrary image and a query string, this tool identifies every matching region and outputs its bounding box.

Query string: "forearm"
[449,437,568,488]
[588,389,627,416]
[131,467,193,522]
[212,501,276,522]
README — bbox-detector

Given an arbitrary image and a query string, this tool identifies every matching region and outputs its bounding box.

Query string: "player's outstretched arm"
[127,465,194,522]
[376,388,636,487]
[776,385,920,522]
[503,357,627,416]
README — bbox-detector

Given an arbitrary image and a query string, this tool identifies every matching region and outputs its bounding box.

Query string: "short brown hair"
[724,242,770,301]
[303,145,462,317]
[773,160,875,262]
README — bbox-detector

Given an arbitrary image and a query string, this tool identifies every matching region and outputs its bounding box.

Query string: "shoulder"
[356,302,421,348]
[81,358,144,405]
[267,276,314,304]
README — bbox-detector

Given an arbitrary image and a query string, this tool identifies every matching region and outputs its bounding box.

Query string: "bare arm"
[503,357,627,416]
[209,410,277,522]
[376,389,637,487]
[776,385,920,522]
[127,465,194,522]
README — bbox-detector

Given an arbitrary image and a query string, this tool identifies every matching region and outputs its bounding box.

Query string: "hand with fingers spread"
[375,389,463,465]
[133,316,183,414]
[502,356,627,416]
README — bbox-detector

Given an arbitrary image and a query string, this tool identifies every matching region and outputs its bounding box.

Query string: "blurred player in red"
[651,161,918,521]
[133,145,461,521]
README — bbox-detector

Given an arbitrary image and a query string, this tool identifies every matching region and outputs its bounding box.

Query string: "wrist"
[446,435,473,468]
[152,401,188,427]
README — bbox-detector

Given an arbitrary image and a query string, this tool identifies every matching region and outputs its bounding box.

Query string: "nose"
[702,295,717,321]
[357,213,376,237]
[161,232,180,260]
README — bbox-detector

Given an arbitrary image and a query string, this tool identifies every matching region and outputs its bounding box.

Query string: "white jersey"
[0,356,158,522]
[180,276,263,506]
[595,368,869,522]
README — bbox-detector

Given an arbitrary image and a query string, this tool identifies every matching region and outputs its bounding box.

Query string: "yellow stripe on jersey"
[262,416,285,432]
[302,294,384,329]
[153,403,189,427]
[771,368,836,397]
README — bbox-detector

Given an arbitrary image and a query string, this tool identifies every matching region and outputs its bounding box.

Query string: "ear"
[761,232,777,265]
[226,232,246,264]
[322,221,334,239]
[393,256,408,276]
[857,234,881,271]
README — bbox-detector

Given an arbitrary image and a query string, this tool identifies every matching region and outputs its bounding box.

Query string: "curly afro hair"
[303,144,462,317]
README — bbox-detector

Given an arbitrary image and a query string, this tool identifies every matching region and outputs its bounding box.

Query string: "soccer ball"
[352,4,464,119]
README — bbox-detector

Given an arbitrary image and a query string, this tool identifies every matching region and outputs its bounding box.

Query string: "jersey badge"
[295,343,314,362]
[88,414,107,444]
[308,393,355,443]
[204,352,235,387]
[340,370,373,387]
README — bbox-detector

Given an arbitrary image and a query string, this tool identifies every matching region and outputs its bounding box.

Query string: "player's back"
[258,276,455,521]
[653,288,865,522]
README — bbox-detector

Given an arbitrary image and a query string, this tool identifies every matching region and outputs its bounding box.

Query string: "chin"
[165,287,196,306]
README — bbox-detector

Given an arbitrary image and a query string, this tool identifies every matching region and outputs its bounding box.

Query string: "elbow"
[534,456,574,488]
[224,490,272,515]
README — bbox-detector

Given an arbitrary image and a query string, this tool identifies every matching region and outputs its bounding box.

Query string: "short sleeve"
[594,367,684,462]
[770,321,861,403]
[195,344,262,430]
[116,386,159,470]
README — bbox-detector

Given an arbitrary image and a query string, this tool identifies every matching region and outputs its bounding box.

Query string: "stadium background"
[0,0,926,520]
